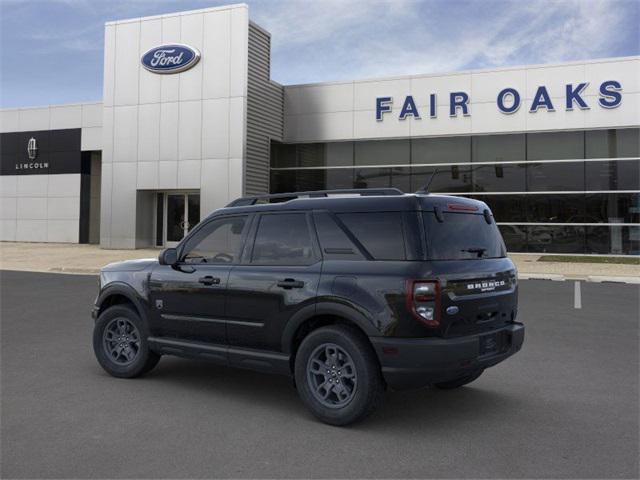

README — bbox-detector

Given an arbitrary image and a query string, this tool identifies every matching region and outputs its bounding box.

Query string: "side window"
[251,213,315,265]
[337,212,406,260]
[313,212,365,260]
[182,216,247,264]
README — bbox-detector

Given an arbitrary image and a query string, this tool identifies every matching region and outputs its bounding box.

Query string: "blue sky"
[1,0,638,108]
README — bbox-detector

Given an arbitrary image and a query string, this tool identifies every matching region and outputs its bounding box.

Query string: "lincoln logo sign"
[141,44,201,74]
[376,80,622,120]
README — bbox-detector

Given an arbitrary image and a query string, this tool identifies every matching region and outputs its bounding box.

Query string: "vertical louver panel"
[245,23,284,196]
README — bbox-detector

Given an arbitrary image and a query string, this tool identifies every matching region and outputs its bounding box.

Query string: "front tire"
[294,325,383,426]
[93,304,160,378]
[434,370,483,389]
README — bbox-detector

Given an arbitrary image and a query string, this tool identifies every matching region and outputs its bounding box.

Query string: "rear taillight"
[407,280,441,328]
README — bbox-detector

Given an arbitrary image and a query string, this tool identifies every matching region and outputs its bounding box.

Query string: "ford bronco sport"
[92,188,524,425]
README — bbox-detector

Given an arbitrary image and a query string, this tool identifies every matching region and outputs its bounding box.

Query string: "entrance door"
[165,193,200,247]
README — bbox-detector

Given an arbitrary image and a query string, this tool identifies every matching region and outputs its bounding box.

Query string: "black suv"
[92,189,524,425]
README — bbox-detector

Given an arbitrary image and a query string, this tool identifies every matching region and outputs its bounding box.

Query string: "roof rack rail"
[226,188,404,207]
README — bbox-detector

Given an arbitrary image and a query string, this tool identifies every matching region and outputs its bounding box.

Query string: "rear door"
[225,211,322,351]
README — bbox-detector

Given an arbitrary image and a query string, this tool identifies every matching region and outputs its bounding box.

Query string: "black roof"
[208,189,491,218]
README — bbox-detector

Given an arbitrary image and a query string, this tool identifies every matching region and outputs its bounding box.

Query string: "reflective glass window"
[586,226,640,255]
[354,139,409,166]
[472,134,525,162]
[472,163,526,192]
[527,131,584,160]
[498,225,528,252]
[270,142,296,168]
[338,212,406,260]
[527,194,585,222]
[585,128,640,158]
[411,166,473,193]
[412,136,471,164]
[527,161,585,191]
[353,168,391,188]
[526,225,586,254]
[585,193,640,224]
[585,160,640,190]
[182,216,248,264]
[470,195,528,222]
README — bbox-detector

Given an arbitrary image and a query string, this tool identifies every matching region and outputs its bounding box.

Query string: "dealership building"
[1,3,638,254]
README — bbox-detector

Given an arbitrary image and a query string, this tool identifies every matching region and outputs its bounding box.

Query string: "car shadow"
[133,356,526,430]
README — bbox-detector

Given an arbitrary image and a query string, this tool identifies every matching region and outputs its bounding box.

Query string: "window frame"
[176,213,253,266]
[244,211,322,267]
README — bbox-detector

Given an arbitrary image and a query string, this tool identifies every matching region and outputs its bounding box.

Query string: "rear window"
[338,212,406,260]
[423,212,506,260]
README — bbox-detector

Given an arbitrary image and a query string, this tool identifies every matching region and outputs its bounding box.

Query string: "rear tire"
[93,304,160,378]
[294,325,383,426]
[434,370,483,389]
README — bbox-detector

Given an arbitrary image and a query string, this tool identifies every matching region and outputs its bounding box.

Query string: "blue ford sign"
[141,44,200,74]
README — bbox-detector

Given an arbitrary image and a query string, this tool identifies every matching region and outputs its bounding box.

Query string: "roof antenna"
[416,168,438,194]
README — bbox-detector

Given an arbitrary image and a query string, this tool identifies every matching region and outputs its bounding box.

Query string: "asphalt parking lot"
[1,270,638,479]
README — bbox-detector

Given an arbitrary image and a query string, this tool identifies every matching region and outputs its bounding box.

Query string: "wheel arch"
[96,283,148,324]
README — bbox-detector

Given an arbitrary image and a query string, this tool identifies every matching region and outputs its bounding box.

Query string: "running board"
[147,337,291,376]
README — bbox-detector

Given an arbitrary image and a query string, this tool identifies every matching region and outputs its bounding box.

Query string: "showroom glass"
[472,134,525,162]
[337,212,406,260]
[469,195,528,222]
[527,131,584,160]
[527,161,585,191]
[585,193,640,223]
[412,137,471,164]
[251,213,315,265]
[585,128,639,158]
[182,216,247,264]
[355,139,409,166]
[411,166,473,192]
[585,160,640,190]
[166,195,186,242]
[472,163,526,192]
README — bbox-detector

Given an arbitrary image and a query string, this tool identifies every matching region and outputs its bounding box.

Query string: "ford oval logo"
[141,44,200,74]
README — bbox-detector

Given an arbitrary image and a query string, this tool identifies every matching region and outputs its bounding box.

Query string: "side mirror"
[159,247,178,266]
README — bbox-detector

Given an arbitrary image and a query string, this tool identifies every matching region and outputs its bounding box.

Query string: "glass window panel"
[338,212,406,260]
[270,171,297,193]
[585,160,640,190]
[294,170,326,192]
[390,167,411,193]
[252,213,315,265]
[585,128,640,158]
[297,144,325,167]
[313,212,365,261]
[527,194,585,222]
[354,139,409,166]
[183,216,247,264]
[527,161,585,191]
[472,134,525,162]
[586,226,640,255]
[326,142,354,166]
[470,195,528,222]
[585,193,640,224]
[412,136,471,164]
[527,131,584,160]
[325,168,353,190]
[353,168,391,189]
[187,194,200,233]
[270,142,296,168]
[166,194,185,242]
[526,226,585,254]
[410,166,473,193]
[472,163,526,192]
[498,225,528,252]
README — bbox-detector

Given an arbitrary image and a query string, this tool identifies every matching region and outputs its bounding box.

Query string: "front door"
[148,214,251,345]
[165,193,200,247]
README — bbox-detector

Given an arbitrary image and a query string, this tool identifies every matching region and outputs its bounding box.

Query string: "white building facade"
[1,3,638,254]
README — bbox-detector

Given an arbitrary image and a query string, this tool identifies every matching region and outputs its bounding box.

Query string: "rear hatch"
[421,207,518,338]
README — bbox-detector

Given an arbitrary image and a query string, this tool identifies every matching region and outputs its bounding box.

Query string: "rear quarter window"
[337,212,406,260]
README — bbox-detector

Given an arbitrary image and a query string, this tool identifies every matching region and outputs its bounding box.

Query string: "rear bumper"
[370,323,524,390]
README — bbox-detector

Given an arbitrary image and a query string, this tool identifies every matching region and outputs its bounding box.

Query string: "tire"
[93,304,160,378]
[294,325,383,426]
[434,370,484,389]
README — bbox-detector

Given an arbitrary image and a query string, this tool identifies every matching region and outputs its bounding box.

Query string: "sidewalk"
[1,242,638,283]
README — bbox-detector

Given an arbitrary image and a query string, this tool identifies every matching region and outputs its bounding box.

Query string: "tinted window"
[470,194,528,222]
[252,213,315,265]
[586,192,640,224]
[355,139,410,166]
[527,161,585,191]
[585,160,640,190]
[412,137,471,164]
[472,163,526,192]
[182,216,247,264]
[314,212,365,260]
[585,128,640,158]
[353,168,391,188]
[472,134,525,162]
[338,212,406,260]
[526,194,585,222]
[526,225,585,254]
[411,166,473,193]
[527,131,584,160]
[423,212,506,260]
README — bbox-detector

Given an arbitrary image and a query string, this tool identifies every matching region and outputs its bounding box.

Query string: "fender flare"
[95,282,149,324]
[281,300,379,354]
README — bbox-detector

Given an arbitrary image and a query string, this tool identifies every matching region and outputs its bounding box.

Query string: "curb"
[519,273,640,284]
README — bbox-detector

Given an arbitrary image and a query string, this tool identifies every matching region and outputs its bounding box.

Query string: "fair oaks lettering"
[376,80,623,121]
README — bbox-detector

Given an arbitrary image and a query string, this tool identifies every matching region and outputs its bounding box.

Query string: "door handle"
[277,278,304,289]
[198,276,221,286]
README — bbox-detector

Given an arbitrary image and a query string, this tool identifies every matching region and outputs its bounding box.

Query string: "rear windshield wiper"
[461,247,487,258]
